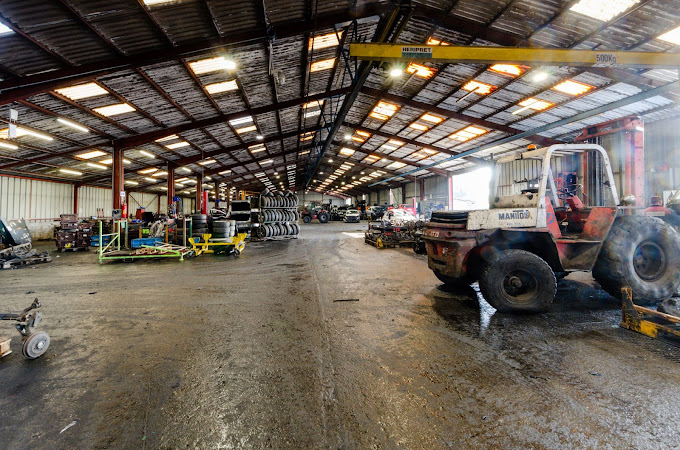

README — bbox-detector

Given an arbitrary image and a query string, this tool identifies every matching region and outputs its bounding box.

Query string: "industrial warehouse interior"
[2,0,680,447]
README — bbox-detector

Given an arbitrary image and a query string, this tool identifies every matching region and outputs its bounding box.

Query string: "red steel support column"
[112,143,125,212]
[167,162,176,213]
[195,172,204,213]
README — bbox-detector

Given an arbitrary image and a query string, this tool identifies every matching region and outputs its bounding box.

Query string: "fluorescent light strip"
[57,118,89,132]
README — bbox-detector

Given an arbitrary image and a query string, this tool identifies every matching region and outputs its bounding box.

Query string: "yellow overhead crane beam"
[349,43,680,69]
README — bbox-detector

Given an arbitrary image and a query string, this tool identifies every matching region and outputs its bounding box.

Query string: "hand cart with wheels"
[1,299,51,359]
[188,233,247,256]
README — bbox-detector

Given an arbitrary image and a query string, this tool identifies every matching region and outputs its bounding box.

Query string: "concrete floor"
[1,221,679,448]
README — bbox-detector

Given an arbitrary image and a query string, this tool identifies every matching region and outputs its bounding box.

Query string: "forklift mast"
[575,116,645,206]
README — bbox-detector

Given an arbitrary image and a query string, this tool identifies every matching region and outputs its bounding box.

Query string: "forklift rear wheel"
[318,212,329,223]
[22,331,50,360]
[302,216,312,224]
[479,249,556,313]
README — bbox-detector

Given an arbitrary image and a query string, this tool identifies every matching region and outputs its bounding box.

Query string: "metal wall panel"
[0,175,74,238]
[128,192,160,214]
[645,117,680,199]
[77,186,110,217]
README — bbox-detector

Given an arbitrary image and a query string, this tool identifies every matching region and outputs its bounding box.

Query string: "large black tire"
[433,270,471,288]
[318,212,329,223]
[302,215,311,224]
[479,249,556,313]
[592,216,680,306]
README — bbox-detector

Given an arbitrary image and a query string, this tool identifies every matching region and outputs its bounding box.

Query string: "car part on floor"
[0,299,51,360]
[620,288,679,347]
[252,190,300,240]
[423,143,680,313]
[0,218,52,270]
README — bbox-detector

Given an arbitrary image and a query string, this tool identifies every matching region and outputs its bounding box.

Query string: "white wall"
[0,175,74,239]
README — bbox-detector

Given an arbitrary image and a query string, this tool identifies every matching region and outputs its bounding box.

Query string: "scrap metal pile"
[365,209,425,252]
[0,218,51,270]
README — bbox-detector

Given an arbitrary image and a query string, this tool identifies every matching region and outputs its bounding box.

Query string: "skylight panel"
[155,134,178,142]
[450,126,488,142]
[489,64,526,77]
[552,80,593,96]
[205,80,238,94]
[461,81,496,95]
[405,63,436,79]
[55,82,108,100]
[310,58,336,72]
[370,101,399,121]
[409,122,428,131]
[339,148,355,157]
[166,141,190,149]
[421,113,444,124]
[189,56,236,75]
[309,31,343,51]
[386,161,407,170]
[570,0,639,22]
[513,98,554,115]
[658,26,680,45]
[93,103,136,117]
[75,150,107,160]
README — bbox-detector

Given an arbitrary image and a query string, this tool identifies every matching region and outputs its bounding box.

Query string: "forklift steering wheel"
[558,184,582,198]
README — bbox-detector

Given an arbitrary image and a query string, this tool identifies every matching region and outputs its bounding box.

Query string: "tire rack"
[251,193,300,240]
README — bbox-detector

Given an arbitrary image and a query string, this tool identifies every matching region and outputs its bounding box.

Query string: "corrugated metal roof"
[0,0,679,197]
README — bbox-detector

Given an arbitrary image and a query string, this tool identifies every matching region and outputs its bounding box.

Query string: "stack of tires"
[191,214,208,239]
[230,201,251,234]
[257,190,300,239]
[211,220,236,240]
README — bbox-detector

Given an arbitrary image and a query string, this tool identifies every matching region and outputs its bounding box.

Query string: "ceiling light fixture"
[0,141,18,150]
[75,150,107,159]
[140,150,156,158]
[59,168,82,176]
[189,56,237,75]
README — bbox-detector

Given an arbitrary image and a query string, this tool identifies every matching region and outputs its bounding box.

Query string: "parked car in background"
[344,209,361,223]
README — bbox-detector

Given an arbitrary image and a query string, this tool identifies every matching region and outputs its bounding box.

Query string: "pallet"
[1,254,52,269]
[0,337,11,358]
[58,246,89,252]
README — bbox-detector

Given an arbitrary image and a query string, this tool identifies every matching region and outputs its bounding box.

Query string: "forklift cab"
[470,144,621,240]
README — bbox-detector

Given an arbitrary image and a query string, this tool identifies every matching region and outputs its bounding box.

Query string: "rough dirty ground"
[1,222,679,448]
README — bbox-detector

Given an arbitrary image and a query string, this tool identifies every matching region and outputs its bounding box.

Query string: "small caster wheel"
[22,331,50,360]
[232,248,241,257]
